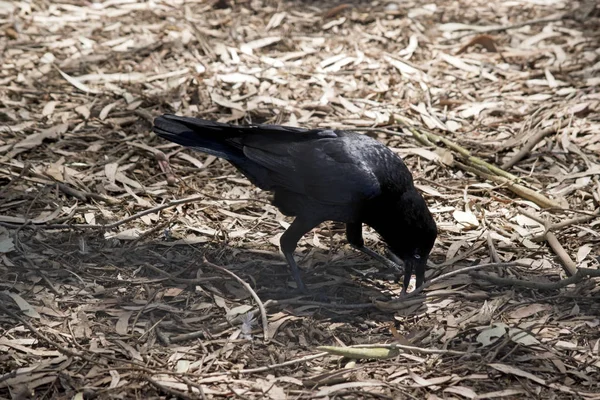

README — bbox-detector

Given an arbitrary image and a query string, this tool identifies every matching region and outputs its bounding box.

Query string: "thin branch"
[207,352,329,376]
[471,268,600,290]
[403,261,532,299]
[518,208,599,276]
[349,127,410,137]
[502,125,558,170]
[202,257,270,343]
[456,161,562,209]
[347,343,477,357]
[447,14,565,41]
[143,376,196,400]
[545,232,578,276]
[394,115,562,209]
[0,195,205,230]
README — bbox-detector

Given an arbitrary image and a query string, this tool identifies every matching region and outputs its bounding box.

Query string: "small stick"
[518,208,600,276]
[487,231,500,263]
[225,352,328,375]
[403,261,531,299]
[502,125,558,170]
[202,257,270,342]
[545,232,578,276]
[471,268,600,290]
[143,376,195,400]
[347,343,476,357]
[447,14,565,41]
[0,195,205,230]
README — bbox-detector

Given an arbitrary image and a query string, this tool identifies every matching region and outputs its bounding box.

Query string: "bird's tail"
[153,114,244,161]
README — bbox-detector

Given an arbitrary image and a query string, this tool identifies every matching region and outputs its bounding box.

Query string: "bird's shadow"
[4,229,425,320]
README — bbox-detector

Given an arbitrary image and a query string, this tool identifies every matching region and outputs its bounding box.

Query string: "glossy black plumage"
[153,114,437,293]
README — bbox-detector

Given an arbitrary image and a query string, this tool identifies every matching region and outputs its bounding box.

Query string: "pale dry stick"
[471,268,600,290]
[447,14,566,41]
[532,210,600,239]
[402,261,532,299]
[347,343,477,357]
[486,231,500,263]
[201,257,270,343]
[143,376,195,400]
[396,115,521,182]
[457,162,562,209]
[518,208,599,276]
[264,298,373,309]
[545,232,578,276]
[394,115,562,209]
[206,352,329,376]
[349,127,410,138]
[502,125,559,170]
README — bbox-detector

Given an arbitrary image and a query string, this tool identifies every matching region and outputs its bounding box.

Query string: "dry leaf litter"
[0,0,599,398]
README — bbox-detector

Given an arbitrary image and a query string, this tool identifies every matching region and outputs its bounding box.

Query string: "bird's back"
[154,115,416,221]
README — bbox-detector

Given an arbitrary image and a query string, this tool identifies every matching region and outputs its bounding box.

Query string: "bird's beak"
[401,258,426,294]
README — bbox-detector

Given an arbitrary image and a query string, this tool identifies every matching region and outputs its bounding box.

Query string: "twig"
[202,257,270,342]
[486,231,500,263]
[403,261,532,299]
[447,14,565,41]
[56,182,119,204]
[457,162,561,209]
[347,343,477,357]
[518,208,600,276]
[349,127,409,137]
[143,376,196,400]
[264,298,373,309]
[225,352,328,375]
[396,115,520,182]
[545,232,578,276]
[471,268,600,290]
[538,210,600,234]
[143,263,222,284]
[0,195,205,230]
[394,115,562,209]
[502,125,558,170]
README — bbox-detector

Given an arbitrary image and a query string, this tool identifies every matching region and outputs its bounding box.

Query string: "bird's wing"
[243,134,382,205]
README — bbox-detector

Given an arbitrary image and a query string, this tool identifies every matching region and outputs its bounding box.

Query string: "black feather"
[153,114,437,293]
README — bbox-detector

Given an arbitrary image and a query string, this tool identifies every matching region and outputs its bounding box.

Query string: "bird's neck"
[362,187,425,236]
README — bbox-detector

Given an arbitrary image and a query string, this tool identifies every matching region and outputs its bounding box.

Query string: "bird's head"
[370,189,437,291]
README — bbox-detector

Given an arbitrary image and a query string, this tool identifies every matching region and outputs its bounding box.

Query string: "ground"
[1,0,599,399]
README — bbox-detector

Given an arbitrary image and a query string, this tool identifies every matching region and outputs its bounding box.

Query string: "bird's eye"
[414,254,421,260]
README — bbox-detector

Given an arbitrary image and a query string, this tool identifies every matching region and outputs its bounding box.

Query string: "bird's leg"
[280,217,322,293]
[345,223,403,272]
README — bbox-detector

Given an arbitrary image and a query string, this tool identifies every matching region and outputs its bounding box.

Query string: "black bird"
[153,115,437,294]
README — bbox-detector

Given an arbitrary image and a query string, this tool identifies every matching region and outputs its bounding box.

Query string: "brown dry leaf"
[453,210,479,229]
[211,93,244,111]
[42,101,58,116]
[6,293,41,318]
[315,382,385,397]
[13,123,68,151]
[57,68,100,94]
[323,4,351,19]
[456,35,498,55]
[488,363,546,385]
[444,386,478,399]
[509,304,551,321]
[115,312,132,336]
